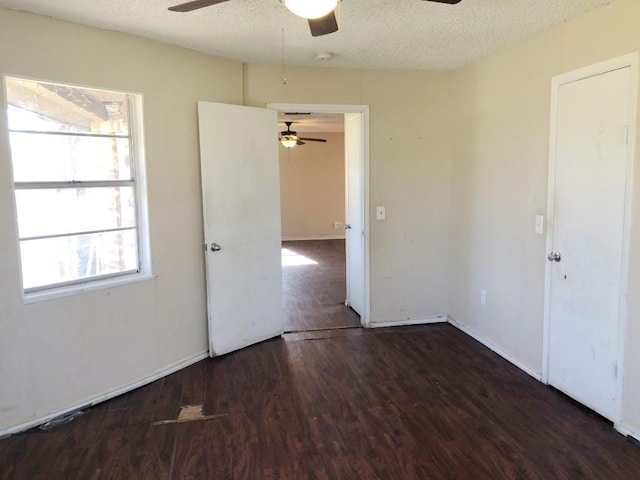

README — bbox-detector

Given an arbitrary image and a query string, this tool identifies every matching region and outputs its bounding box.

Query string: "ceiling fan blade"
[168,0,230,13]
[296,140,306,146]
[423,0,462,4]
[299,137,327,143]
[308,11,338,37]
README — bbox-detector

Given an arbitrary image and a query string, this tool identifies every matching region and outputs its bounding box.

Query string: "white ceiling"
[0,0,611,70]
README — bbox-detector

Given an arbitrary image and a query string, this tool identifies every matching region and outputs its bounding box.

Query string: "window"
[4,77,150,294]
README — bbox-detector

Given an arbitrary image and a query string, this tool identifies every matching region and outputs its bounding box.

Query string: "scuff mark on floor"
[152,404,228,426]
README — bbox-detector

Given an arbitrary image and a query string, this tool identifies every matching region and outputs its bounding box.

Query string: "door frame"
[542,52,638,424]
[267,102,371,327]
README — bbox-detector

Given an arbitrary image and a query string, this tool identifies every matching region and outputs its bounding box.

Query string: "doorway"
[543,53,638,422]
[269,103,370,331]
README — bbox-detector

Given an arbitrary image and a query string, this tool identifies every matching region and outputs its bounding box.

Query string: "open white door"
[344,112,364,317]
[198,102,284,357]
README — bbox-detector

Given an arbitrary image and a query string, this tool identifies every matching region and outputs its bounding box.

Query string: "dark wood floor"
[2,324,639,479]
[282,239,360,332]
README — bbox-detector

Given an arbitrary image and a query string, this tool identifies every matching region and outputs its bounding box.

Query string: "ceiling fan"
[279,121,327,148]
[168,0,462,37]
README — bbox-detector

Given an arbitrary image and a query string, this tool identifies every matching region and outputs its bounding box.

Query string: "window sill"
[23,273,156,304]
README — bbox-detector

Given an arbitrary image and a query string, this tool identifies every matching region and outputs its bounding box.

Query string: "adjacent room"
[277,111,361,332]
[2,0,640,477]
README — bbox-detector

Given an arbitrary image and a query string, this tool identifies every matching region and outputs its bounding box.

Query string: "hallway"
[281,239,360,332]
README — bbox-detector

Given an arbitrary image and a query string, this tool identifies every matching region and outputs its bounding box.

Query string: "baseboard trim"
[0,350,209,438]
[615,423,640,445]
[447,317,542,381]
[370,316,448,328]
[282,236,345,241]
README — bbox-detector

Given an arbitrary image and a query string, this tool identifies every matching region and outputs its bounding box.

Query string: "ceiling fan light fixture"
[284,0,338,19]
[280,135,298,148]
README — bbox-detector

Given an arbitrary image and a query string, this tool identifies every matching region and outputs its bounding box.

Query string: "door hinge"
[614,361,618,378]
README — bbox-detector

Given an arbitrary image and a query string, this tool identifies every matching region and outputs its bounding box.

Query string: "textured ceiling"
[0,0,611,70]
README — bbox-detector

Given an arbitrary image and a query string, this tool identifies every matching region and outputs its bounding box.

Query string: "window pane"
[9,132,131,182]
[6,77,129,136]
[15,187,136,239]
[20,229,139,290]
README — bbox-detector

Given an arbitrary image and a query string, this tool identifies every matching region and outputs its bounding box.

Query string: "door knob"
[344,224,351,230]
[210,242,222,252]
[547,251,561,262]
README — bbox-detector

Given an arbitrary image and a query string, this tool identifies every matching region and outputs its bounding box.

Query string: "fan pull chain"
[281,26,287,85]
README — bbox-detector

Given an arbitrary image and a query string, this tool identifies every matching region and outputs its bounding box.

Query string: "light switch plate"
[376,206,386,220]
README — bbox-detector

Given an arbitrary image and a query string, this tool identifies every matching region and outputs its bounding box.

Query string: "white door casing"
[543,53,638,422]
[198,101,284,357]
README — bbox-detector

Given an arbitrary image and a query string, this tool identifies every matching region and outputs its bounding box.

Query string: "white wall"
[280,132,346,240]
[450,0,640,436]
[0,8,242,434]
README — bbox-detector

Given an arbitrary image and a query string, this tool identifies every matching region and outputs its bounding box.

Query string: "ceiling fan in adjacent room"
[168,0,462,37]
[279,121,327,148]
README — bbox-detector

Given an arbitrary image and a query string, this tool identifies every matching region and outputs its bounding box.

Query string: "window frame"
[3,75,153,302]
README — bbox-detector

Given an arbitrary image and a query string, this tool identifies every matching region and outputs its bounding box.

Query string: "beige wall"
[280,132,346,240]
[0,8,242,433]
[450,0,640,435]
[246,67,455,323]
